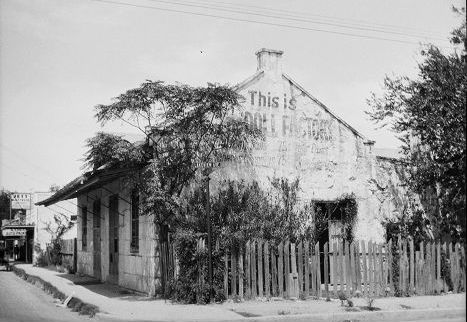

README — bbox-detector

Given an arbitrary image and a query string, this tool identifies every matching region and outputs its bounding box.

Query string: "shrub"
[168,229,226,304]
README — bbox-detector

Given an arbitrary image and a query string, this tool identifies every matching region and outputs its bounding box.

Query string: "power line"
[192,0,447,38]
[144,0,448,41]
[93,0,440,46]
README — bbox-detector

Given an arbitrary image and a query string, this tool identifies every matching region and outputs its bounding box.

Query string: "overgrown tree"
[83,81,263,230]
[367,8,466,241]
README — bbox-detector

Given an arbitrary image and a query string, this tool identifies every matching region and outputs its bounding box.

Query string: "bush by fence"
[216,237,465,300]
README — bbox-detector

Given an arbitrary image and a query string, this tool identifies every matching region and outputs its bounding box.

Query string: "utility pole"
[204,175,213,300]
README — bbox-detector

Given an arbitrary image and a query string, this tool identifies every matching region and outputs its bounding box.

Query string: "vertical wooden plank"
[311,243,316,296]
[338,240,344,293]
[264,241,270,298]
[316,242,321,297]
[409,239,414,295]
[284,241,290,297]
[442,242,448,293]
[239,249,244,300]
[251,240,257,297]
[332,242,337,297]
[271,245,277,297]
[298,242,303,296]
[368,241,375,296]
[361,240,368,297]
[344,241,350,296]
[454,242,461,293]
[304,241,310,297]
[245,241,251,299]
[403,239,408,295]
[350,242,356,295]
[427,241,432,294]
[355,241,361,293]
[388,239,393,296]
[379,243,384,296]
[436,242,441,294]
[431,242,436,294]
[257,240,263,297]
[383,242,389,295]
[278,241,284,298]
[231,248,237,297]
[324,242,329,299]
[224,251,229,298]
[415,251,420,295]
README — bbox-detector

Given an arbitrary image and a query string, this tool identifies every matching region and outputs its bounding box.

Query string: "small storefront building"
[37,49,407,295]
[1,224,35,263]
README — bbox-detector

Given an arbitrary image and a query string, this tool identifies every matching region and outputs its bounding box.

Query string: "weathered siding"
[76,179,158,295]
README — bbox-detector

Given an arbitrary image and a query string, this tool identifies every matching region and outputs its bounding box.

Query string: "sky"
[0,0,463,193]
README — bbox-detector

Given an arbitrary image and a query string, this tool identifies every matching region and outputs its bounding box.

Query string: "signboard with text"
[1,228,27,237]
[11,193,31,210]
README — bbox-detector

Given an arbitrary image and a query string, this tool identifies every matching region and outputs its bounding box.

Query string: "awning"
[36,167,139,207]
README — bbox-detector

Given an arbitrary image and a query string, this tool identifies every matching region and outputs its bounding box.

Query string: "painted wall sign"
[2,229,27,237]
[243,90,334,142]
[11,193,31,210]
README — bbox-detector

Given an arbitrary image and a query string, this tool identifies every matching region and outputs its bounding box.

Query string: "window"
[130,190,139,252]
[82,206,87,249]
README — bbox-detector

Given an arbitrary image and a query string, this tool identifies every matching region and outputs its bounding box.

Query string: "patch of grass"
[11,265,99,317]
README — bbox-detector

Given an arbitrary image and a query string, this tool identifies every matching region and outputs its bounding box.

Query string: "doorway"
[108,195,119,284]
[92,199,101,280]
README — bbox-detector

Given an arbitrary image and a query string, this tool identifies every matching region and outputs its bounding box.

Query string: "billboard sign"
[11,193,31,210]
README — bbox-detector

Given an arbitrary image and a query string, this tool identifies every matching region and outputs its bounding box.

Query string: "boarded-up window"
[131,190,139,252]
[82,206,87,249]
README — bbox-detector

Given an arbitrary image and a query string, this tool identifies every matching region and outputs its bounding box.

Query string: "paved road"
[0,270,110,322]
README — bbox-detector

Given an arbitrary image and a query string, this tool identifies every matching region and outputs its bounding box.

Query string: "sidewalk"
[15,264,243,321]
[15,264,466,322]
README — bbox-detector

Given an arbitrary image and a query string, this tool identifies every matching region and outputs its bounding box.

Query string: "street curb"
[11,265,99,318]
[222,307,466,322]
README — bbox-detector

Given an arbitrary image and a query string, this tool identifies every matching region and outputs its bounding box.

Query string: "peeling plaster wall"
[209,50,401,243]
[76,179,157,296]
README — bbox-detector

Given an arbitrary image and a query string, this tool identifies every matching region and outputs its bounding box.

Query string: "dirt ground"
[213,293,466,317]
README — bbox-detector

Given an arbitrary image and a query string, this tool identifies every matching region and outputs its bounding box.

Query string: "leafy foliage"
[366,11,466,242]
[84,81,263,226]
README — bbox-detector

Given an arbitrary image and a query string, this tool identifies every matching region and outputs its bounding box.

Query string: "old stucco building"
[37,49,404,295]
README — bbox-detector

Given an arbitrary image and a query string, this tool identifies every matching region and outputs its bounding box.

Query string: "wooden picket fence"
[221,238,465,300]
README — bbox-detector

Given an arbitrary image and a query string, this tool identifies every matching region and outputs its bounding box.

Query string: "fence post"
[324,242,329,299]
[305,241,310,297]
[224,248,228,298]
[436,242,441,294]
[231,248,237,297]
[361,240,367,297]
[284,240,290,297]
[264,241,270,298]
[316,242,321,298]
[298,241,303,297]
[355,241,361,293]
[278,241,284,298]
[251,240,257,298]
[257,240,263,297]
[409,238,414,295]
[344,241,350,296]
[245,241,251,299]
[271,244,277,297]
[239,248,244,300]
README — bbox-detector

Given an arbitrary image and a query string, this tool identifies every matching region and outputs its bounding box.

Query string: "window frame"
[82,206,88,250]
[130,190,139,253]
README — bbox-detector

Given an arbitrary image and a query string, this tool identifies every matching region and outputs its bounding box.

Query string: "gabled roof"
[233,58,371,142]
